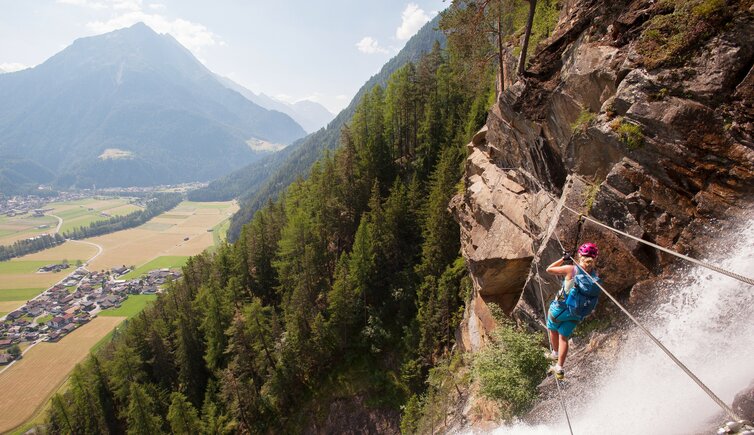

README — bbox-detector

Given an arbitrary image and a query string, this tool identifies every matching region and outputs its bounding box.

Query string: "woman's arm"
[545,256,574,276]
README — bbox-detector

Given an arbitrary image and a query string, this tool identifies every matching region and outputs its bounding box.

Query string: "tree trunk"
[497,13,505,95]
[518,0,537,75]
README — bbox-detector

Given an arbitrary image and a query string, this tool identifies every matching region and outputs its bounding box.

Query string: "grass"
[636,0,733,69]
[0,288,45,302]
[615,121,644,150]
[121,256,189,280]
[37,314,53,325]
[582,181,601,213]
[212,218,231,246]
[99,295,157,319]
[52,198,137,234]
[572,108,596,135]
[0,261,60,274]
[59,215,106,234]
[89,328,116,354]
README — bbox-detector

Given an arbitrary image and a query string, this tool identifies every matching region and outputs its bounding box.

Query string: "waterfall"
[483,218,754,434]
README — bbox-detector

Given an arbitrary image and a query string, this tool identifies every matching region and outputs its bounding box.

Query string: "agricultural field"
[0,214,59,245]
[0,243,95,313]
[99,294,158,318]
[86,200,237,270]
[121,256,189,279]
[0,198,141,249]
[0,200,237,431]
[0,316,126,434]
[0,197,138,246]
[48,197,141,234]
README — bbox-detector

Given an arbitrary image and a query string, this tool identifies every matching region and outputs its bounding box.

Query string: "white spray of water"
[485,219,754,435]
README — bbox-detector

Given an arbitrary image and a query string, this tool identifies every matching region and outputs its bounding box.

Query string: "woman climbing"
[545,242,602,379]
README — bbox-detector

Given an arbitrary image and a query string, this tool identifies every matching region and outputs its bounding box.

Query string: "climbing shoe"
[549,364,565,380]
[545,350,558,361]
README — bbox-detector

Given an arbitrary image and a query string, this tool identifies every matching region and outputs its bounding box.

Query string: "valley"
[0,198,237,433]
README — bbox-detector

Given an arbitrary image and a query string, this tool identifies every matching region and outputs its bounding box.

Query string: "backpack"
[564,267,602,318]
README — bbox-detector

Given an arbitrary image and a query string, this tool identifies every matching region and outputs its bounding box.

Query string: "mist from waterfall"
[480,218,754,434]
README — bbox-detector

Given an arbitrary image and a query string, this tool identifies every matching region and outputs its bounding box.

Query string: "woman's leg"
[558,334,569,367]
[549,329,560,354]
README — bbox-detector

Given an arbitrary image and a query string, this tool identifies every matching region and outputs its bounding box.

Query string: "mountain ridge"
[214,74,335,133]
[0,23,306,191]
[189,14,447,240]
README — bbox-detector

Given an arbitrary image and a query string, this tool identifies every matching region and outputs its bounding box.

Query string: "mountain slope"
[214,75,335,133]
[0,23,306,189]
[191,14,447,240]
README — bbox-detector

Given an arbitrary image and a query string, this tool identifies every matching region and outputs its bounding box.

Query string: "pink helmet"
[578,242,599,258]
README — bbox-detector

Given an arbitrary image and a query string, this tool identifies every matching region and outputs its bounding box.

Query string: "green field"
[37,314,53,324]
[53,198,139,234]
[0,288,46,302]
[212,219,231,246]
[99,295,157,319]
[0,261,64,274]
[121,256,189,280]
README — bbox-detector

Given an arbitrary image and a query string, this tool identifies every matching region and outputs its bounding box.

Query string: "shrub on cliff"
[472,309,548,419]
[636,0,736,69]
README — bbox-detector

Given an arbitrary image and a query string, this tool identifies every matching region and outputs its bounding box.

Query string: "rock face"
[733,380,754,420]
[454,0,754,361]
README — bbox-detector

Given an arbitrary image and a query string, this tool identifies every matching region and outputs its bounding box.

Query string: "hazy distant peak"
[213,75,335,133]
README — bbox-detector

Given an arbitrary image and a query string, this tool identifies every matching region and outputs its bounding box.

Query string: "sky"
[0,0,448,113]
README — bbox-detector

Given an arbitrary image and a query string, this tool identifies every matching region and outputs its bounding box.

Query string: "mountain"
[287,100,334,133]
[214,75,334,133]
[0,23,306,189]
[189,14,447,240]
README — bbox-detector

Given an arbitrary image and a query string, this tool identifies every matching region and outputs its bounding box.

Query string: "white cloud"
[0,62,30,73]
[274,94,295,103]
[112,0,142,11]
[56,0,108,9]
[58,0,220,54]
[396,3,433,40]
[356,36,388,54]
[87,12,221,53]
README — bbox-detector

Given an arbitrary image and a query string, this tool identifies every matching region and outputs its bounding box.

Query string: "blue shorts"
[546,300,582,338]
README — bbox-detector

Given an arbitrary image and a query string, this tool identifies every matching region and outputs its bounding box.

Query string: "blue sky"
[0,0,448,113]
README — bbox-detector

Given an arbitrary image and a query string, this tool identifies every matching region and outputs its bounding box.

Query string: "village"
[0,264,182,365]
[0,192,89,217]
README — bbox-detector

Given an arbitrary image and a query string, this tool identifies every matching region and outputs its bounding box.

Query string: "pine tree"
[125,383,163,435]
[167,392,200,435]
